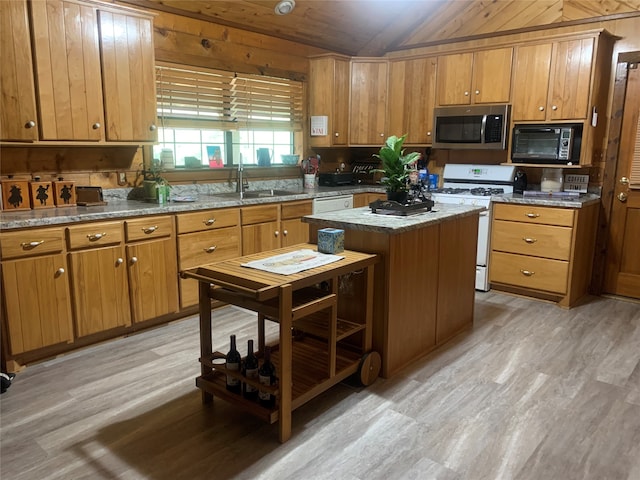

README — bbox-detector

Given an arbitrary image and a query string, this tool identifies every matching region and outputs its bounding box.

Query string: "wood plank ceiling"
[119,0,640,56]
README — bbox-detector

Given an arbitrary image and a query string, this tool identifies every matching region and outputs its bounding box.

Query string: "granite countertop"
[491,192,600,208]
[0,184,385,230]
[303,204,485,234]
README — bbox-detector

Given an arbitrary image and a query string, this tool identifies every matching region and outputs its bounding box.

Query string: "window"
[154,63,303,168]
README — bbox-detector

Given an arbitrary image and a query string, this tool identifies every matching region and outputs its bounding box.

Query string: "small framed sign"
[310,116,328,136]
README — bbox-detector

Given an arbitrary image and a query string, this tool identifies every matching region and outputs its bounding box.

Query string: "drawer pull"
[87,232,107,241]
[525,213,540,218]
[523,237,537,244]
[142,225,158,234]
[204,246,217,253]
[204,218,216,226]
[21,240,44,249]
[520,269,535,276]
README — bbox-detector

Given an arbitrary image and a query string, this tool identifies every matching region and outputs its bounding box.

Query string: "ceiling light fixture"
[274,0,295,15]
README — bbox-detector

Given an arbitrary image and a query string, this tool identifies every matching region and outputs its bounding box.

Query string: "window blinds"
[156,62,303,130]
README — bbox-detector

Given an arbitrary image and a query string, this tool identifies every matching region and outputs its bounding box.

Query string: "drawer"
[178,226,241,269]
[493,203,574,227]
[0,227,65,259]
[281,201,312,220]
[125,216,173,242]
[490,251,569,294]
[491,220,572,260]
[176,208,238,234]
[241,205,278,225]
[66,222,123,250]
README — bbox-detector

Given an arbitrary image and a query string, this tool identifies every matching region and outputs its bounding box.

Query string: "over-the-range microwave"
[433,104,510,150]
[511,124,583,165]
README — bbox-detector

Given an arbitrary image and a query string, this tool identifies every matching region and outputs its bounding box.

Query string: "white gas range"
[430,164,516,291]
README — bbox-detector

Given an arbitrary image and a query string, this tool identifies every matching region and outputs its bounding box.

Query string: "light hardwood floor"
[1,291,639,480]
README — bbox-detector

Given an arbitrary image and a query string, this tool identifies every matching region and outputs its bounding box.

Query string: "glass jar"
[540,168,563,193]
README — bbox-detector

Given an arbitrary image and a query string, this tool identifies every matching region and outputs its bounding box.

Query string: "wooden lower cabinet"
[2,254,74,354]
[353,192,386,207]
[241,201,312,254]
[489,202,598,307]
[124,216,178,322]
[176,208,241,309]
[281,201,312,247]
[68,245,132,336]
[0,226,73,355]
[67,221,131,337]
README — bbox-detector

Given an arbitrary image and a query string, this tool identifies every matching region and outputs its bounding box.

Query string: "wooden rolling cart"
[182,243,379,443]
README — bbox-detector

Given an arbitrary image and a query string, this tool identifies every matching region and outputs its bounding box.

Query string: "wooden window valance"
[156,62,303,131]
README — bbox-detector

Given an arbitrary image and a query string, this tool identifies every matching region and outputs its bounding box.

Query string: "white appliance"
[430,164,516,291]
[312,194,354,214]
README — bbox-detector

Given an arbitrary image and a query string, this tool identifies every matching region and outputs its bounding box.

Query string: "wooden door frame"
[592,51,640,294]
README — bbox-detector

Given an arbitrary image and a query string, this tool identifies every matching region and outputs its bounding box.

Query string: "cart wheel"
[358,351,381,386]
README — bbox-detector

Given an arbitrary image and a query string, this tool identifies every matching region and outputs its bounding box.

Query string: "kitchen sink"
[211,189,301,199]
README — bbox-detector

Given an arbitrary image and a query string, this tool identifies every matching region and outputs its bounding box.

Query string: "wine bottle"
[258,346,276,408]
[225,334,241,394]
[243,339,259,400]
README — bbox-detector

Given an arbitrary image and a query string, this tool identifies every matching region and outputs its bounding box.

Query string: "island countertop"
[302,203,485,234]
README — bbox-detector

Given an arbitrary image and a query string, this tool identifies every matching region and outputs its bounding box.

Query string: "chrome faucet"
[236,154,249,197]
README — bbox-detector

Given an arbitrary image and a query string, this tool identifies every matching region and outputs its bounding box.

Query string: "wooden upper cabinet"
[309,55,350,147]
[548,39,594,121]
[388,57,437,145]
[437,52,473,105]
[30,0,105,141]
[0,0,38,141]
[512,39,594,122]
[99,9,157,142]
[350,59,389,145]
[511,43,553,122]
[437,48,512,106]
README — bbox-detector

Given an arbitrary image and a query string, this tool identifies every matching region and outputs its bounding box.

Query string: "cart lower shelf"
[197,335,362,424]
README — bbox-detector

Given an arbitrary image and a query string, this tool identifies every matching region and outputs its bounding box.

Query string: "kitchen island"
[303,203,484,378]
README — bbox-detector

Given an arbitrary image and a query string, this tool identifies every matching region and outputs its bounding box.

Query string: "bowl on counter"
[281,154,300,165]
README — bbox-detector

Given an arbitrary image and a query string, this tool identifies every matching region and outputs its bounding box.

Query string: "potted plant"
[142,160,171,203]
[373,134,420,204]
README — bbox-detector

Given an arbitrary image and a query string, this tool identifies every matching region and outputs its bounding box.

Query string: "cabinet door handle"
[274,231,279,237]
[130,256,138,265]
[21,240,44,249]
[55,267,65,276]
[25,120,36,128]
[115,258,124,266]
[334,132,339,137]
[520,269,535,276]
[525,213,540,218]
[87,232,107,241]
[551,105,558,111]
[283,230,288,236]
[464,91,469,96]
[538,106,544,111]
[92,122,101,129]
[475,90,480,95]
[203,218,216,226]
[149,124,157,131]
[142,225,158,234]
[523,237,537,244]
[204,246,217,253]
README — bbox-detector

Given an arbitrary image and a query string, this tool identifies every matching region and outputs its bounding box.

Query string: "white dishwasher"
[312,194,354,214]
